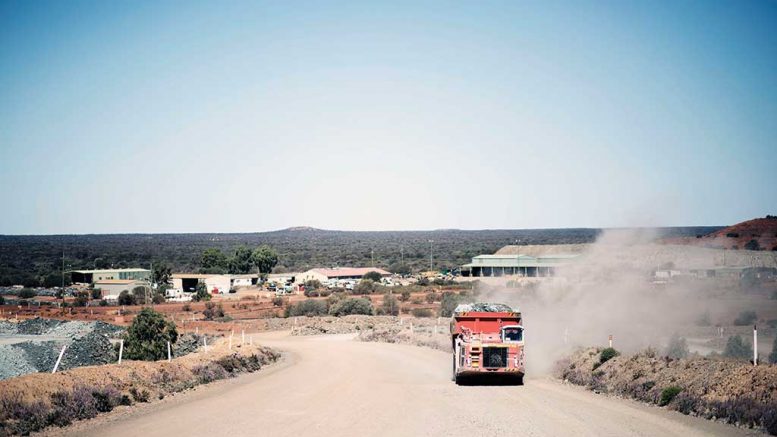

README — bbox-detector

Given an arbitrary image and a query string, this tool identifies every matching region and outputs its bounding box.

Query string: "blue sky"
[1,0,775,234]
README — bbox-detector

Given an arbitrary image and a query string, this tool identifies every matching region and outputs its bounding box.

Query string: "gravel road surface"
[62,332,759,437]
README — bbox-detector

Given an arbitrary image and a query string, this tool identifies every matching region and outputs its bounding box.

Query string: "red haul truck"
[450,303,525,385]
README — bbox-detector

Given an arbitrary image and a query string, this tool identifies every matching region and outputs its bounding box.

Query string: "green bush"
[734,310,757,326]
[599,347,620,364]
[723,335,753,360]
[329,297,373,316]
[271,296,284,307]
[659,386,682,406]
[353,279,377,294]
[285,299,327,317]
[19,288,36,299]
[203,302,225,320]
[123,308,178,361]
[665,334,689,359]
[192,282,211,302]
[362,271,383,282]
[399,290,411,301]
[118,290,135,306]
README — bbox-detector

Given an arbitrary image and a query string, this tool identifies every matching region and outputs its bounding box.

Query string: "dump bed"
[450,303,521,337]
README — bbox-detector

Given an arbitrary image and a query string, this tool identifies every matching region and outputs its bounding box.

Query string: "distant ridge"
[663,216,777,251]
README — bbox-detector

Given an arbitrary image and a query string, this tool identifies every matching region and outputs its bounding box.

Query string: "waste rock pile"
[0,318,124,380]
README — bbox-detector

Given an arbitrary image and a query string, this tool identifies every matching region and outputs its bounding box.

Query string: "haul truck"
[450,303,524,385]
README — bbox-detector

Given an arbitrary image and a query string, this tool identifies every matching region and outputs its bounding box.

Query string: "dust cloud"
[477,229,709,374]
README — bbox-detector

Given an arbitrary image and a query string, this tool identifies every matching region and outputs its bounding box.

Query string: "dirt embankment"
[0,338,279,436]
[556,348,777,434]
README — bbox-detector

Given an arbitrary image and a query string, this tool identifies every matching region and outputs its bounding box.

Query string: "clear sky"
[1,0,775,234]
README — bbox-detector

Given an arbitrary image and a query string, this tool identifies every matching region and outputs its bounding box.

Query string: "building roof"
[94,279,141,285]
[308,267,391,278]
[72,268,151,274]
[171,273,211,279]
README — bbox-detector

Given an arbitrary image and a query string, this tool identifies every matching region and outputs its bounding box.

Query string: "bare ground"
[50,332,761,437]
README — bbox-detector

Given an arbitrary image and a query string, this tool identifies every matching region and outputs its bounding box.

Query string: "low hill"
[664,216,777,251]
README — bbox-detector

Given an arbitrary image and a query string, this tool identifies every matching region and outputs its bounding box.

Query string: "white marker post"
[753,325,758,366]
[196,326,199,335]
[203,336,208,351]
[52,344,67,373]
[229,335,232,350]
[242,330,245,345]
[118,339,124,364]
[608,334,613,348]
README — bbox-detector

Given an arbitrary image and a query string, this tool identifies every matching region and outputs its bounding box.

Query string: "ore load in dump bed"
[0,318,125,380]
[450,303,525,385]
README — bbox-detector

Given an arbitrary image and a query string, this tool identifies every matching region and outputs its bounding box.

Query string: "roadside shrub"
[665,334,689,359]
[192,362,229,383]
[304,279,322,290]
[91,386,121,413]
[91,288,102,299]
[99,299,108,306]
[599,347,620,365]
[271,296,284,306]
[124,307,178,361]
[285,299,327,317]
[399,290,411,302]
[659,386,682,406]
[425,292,438,303]
[129,387,150,403]
[734,310,757,326]
[411,308,433,318]
[329,297,373,316]
[723,335,753,360]
[182,303,191,312]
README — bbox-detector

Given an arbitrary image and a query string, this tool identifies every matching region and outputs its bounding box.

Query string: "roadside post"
[52,344,67,373]
[754,325,758,366]
[118,339,124,364]
[167,341,172,362]
[608,334,613,348]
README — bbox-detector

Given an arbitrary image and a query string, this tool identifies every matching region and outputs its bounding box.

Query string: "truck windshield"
[502,327,523,342]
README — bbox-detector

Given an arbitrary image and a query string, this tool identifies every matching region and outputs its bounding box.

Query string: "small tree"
[200,248,228,273]
[118,290,135,306]
[91,288,103,300]
[363,271,383,282]
[723,335,753,360]
[203,302,225,320]
[439,292,460,317]
[252,245,279,274]
[153,262,172,286]
[19,288,36,299]
[399,289,411,302]
[228,246,254,274]
[124,308,178,361]
[381,294,400,316]
[665,334,689,359]
[305,279,322,290]
[329,297,373,316]
[192,282,210,302]
[132,286,149,305]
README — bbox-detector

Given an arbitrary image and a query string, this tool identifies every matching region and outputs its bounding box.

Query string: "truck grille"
[483,347,507,368]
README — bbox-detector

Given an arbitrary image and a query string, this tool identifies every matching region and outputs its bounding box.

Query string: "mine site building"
[171,273,258,294]
[94,279,147,298]
[70,268,151,284]
[460,254,579,277]
[297,267,391,284]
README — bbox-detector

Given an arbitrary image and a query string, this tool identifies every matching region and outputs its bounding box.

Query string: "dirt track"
[58,332,759,437]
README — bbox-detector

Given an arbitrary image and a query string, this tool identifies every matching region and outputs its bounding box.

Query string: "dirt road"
[62,333,759,437]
